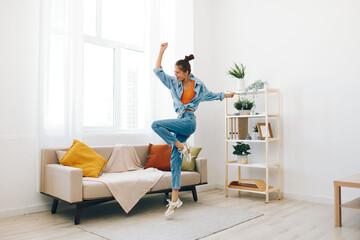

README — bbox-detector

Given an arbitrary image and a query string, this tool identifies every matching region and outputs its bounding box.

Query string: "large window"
[83,0,146,132]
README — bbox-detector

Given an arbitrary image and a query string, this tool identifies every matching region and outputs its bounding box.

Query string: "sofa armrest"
[195,158,207,184]
[44,164,83,203]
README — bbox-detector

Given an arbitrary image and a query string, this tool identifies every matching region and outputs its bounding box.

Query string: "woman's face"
[174,65,188,82]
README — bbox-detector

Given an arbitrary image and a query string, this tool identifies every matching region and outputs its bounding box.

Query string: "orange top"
[181,80,196,105]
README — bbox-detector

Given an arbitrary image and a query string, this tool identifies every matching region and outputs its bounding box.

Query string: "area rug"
[74,195,262,240]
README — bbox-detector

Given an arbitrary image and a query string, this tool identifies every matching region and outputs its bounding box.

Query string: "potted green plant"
[244,79,269,96]
[228,62,246,91]
[253,125,260,140]
[233,99,254,115]
[233,142,251,164]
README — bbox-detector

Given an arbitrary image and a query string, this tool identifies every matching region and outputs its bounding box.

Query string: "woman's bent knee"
[151,121,159,130]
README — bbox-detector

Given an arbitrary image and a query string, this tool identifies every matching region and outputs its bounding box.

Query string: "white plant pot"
[253,132,260,140]
[237,155,248,164]
[239,110,251,115]
[236,78,246,91]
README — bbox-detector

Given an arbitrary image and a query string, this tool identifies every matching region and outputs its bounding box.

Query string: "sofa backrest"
[40,144,149,193]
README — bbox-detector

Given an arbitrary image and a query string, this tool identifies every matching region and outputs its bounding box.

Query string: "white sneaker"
[179,142,192,163]
[165,198,183,216]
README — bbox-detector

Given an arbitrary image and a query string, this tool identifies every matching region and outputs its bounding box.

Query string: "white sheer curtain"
[39,0,193,147]
[144,0,178,144]
[39,0,84,148]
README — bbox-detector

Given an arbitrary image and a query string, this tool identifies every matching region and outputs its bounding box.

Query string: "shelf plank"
[227,162,279,168]
[226,114,279,118]
[227,185,279,194]
[268,187,280,193]
[226,138,279,143]
[268,138,280,142]
[233,87,279,95]
[227,186,277,194]
[226,114,265,118]
[227,187,267,194]
[227,139,265,143]
[228,162,266,168]
[341,197,360,210]
[234,89,266,95]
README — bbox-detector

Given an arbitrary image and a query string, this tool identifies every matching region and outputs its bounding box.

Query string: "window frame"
[83,0,145,133]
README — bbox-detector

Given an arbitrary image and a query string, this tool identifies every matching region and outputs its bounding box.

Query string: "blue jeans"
[151,112,197,189]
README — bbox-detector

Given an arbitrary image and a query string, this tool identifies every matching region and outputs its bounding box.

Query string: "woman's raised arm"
[156,42,168,68]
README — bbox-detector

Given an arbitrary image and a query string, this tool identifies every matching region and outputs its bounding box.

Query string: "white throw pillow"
[56,150,67,162]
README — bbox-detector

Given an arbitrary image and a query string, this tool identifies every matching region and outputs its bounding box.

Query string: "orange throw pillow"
[144,144,171,171]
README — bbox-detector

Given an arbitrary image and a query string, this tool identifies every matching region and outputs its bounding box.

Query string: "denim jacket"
[153,67,225,115]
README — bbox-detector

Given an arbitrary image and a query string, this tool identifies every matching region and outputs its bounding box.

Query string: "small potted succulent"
[232,142,251,164]
[228,62,246,91]
[233,99,254,115]
[253,125,261,140]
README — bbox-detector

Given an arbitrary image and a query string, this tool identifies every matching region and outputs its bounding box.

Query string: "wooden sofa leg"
[51,199,59,214]
[163,192,169,204]
[74,204,82,225]
[192,186,198,202]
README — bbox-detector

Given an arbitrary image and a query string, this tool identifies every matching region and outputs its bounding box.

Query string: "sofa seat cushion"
[83,180,113,200]
[82,171,201,200]
[150,171,201,192]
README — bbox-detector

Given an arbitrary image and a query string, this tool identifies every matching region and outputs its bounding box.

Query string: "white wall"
[194,0,360,203]
[193,0,220,188]
[0,0,50,218]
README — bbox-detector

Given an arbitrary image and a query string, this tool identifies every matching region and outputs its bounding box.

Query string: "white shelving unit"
[225,87,281,203]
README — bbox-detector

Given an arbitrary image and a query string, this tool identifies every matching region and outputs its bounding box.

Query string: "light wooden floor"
[0,189,359,240]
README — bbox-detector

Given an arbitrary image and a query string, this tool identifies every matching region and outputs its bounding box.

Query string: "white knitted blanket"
[84,145,164,213]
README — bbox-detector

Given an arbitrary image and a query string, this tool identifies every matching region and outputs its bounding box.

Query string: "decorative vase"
[237,155,248,164]
[239,110,251,115]
[256,133,261,140]
[245,134,252,140]
[236,78,245,91]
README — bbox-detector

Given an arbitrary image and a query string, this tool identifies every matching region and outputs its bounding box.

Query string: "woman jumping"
[151,42,235,216]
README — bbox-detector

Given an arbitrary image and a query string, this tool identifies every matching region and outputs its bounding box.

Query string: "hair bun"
[184,54,195,61]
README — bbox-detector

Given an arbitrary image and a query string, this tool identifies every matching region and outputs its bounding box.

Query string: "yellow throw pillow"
[59,139,107,178]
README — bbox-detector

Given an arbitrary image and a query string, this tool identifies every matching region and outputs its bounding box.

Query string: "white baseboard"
[0,200,77,219]
[281,191,334,205]
[214,183,225,189]
[196,183,218,192]
[0,203,52,219]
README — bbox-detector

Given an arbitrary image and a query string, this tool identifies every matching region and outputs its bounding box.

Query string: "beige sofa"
[40,144,207,224]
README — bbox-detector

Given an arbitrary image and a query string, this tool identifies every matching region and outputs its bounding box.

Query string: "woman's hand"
[225,92,236,98]
[160,42,168,52]
[156,43,168,68]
